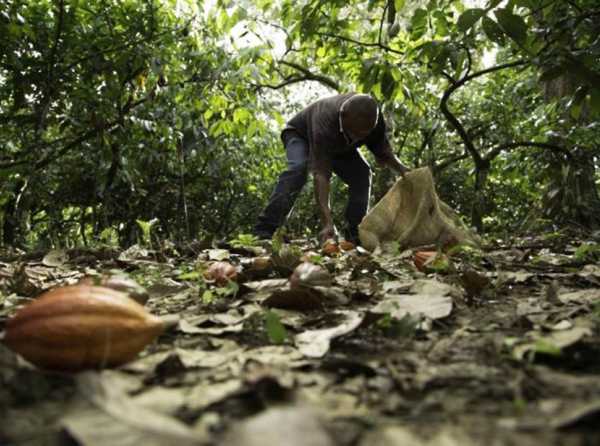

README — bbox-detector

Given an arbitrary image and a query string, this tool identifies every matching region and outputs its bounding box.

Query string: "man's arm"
[366,127,409,177]
[314,172,336,242]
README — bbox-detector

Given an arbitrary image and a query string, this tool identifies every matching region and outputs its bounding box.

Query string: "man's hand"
[318,224,337,244]
[397,162,409,177]
[377,155,409,177]
[314,172,336,243]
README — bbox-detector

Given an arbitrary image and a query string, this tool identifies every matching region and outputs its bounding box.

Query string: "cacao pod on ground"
[321,240,340,256]
[413,251,437,272]
[3,285,164,372]
[203,261,238,286]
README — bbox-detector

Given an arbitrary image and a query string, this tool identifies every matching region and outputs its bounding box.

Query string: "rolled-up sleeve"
[364,113,395,163]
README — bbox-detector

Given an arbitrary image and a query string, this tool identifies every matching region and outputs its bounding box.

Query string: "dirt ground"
[1,233,599,446]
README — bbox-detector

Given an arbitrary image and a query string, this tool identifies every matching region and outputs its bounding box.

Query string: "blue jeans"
[255,133,372,240]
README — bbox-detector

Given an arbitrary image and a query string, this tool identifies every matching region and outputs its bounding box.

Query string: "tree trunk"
[542,75,600,228]
[471,162,490,233]
[544,148,600,229]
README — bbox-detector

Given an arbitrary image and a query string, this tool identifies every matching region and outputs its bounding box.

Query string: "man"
[254,93,409,244]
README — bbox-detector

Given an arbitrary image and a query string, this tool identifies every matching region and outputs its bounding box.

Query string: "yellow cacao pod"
[3,285,164,372]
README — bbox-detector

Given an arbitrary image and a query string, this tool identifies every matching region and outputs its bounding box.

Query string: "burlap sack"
[358,167,478,251]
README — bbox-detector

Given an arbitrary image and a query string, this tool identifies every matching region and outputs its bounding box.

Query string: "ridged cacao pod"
[321,239,340,256]
[413,251,437,272]
[339,240,356,251]
[3,285,164,372]
[289,262,332,289]
[413,251,450,273]
[203,261,238,285]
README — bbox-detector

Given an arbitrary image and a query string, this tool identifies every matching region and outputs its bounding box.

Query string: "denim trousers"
[255,134,371,240]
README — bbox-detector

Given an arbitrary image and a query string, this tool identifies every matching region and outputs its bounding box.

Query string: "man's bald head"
[340,94,379,142]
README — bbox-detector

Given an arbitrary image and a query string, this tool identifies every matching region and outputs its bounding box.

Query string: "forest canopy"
[1,0,599,249]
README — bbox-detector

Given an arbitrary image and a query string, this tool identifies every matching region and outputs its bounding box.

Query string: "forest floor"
[1,231,600,446]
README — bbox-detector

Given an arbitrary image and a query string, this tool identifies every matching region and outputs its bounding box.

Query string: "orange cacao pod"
[321,240,340,255]
[203,261,238,285]
[339,240,355,251]
[3,285,164,372]
[413,251,437,272]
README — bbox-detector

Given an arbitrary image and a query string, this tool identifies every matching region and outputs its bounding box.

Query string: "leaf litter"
[1,233,600,445]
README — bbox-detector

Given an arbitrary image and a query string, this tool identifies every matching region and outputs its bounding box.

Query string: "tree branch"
[455,59,528,91]
[440,59,529,165]
[253,76,319,90]
[280,61,340,90]
[315,31,404,56]
[440,86,482,165]
[378,3,388,47]
[433,152,469,174]
[485,141,573,161]
[0,97,149,170]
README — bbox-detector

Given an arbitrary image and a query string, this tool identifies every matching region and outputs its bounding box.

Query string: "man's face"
[341,114,376,144]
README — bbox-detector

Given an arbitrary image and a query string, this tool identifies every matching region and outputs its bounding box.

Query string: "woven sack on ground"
[358,167,478,251]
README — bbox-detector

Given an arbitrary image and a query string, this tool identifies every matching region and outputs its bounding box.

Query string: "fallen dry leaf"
[295,311,364,358]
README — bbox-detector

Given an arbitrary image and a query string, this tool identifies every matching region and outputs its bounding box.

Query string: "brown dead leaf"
[459,269,492,298]
[263,286,324,311]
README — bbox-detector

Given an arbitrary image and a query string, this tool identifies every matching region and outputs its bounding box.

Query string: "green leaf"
[265,310,287,344]
[395,0,406,11]
[410,8,428,39]
[533,339,562,356]
[381,69,396,99]
[433,10,449,37]
[481,17,505,44]
[494,8,527,45]
[178,271,202,280]
[457,8,485,33]
[229,233,259,248]
[202,290,215,304]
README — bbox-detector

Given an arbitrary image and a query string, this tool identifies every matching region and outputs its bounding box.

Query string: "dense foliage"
[1,0,599,248]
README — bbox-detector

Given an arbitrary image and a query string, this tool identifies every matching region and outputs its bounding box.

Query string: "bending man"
[254,93,409,243]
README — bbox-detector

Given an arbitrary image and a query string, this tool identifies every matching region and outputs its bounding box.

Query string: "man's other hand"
[377,155,409,177]
[397,163,409,177]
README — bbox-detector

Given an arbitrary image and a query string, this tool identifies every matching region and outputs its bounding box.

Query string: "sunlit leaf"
[410,8,428,39]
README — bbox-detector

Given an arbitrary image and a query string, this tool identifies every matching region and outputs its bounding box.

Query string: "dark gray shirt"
[282,93,395,175]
